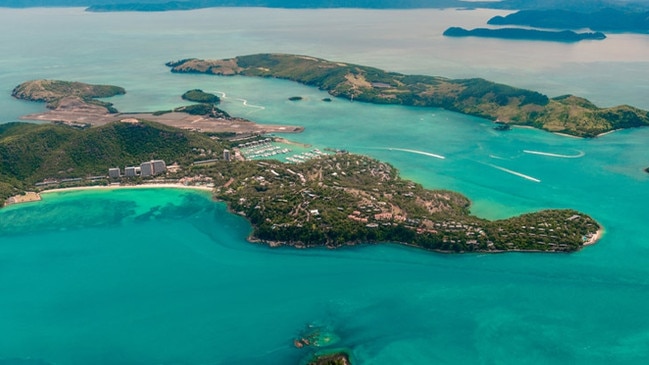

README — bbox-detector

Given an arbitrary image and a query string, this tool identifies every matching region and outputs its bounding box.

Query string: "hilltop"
[0,121,226,201]
[167,54,649,137]
[12,80,125,114]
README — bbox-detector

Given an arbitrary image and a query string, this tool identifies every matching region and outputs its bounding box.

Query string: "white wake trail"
[486,164,541,183]
[212,91,265,109]
[385,148,446,160]
[235,98,265,110]
[523,150,585,158]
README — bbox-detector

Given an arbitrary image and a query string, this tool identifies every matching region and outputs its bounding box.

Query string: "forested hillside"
[0,121,224,200]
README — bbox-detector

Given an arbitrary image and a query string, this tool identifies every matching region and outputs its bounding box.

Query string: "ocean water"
[1,7,649,365]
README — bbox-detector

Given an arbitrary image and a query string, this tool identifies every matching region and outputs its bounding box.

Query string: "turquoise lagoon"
[1,7,649,365]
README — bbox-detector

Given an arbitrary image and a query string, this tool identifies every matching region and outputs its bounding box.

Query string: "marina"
[238,138,327,163]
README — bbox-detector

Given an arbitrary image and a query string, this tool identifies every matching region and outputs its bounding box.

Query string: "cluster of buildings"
[109,160,166,178]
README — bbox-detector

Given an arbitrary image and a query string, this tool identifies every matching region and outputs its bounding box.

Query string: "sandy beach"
[3,191,42,207]
[584,228,604,246]
[4,183,213,208]
[39,183,214,196]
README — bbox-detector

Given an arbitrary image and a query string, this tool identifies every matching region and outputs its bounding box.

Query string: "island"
[3,78,602,252]
[487,8,649,33]
[166,54,649,137]
[12,79,125,114]
[443,27,606,42]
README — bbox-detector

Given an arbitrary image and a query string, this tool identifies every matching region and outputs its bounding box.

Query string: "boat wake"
[385,148,446,160]
[523,150,585,158]
[486,163,541,183]
[213,91,265,110]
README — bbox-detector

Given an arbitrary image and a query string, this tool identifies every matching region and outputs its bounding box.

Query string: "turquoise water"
[1,7,649,365]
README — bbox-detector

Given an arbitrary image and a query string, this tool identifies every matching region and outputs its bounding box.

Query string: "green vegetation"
[0,121,227,201]
[288,96,303,101]
[176,89,229,117]
[308,352,351,365]
[181,89,220,104]
[174,103,231,118]
[3,76,600,253]
[167,54,649,137]
[12,80,125,113]
[0,119,599,252]
[203,153,599,253]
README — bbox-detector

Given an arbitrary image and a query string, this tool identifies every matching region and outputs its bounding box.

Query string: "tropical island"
[3,79,602,253]
[166,54,649,137]
[443,27,606,42]
[488,8,649,33]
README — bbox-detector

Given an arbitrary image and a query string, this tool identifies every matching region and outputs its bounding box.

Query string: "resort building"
[140,160,167,177]
[108,168,120,178]
[113,160,166,178]
[140,162,154,177]
[152,160,166,174]
[124,166,139,177]
[223,149,231,162]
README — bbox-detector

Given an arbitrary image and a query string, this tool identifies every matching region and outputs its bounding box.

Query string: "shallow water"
[1,7,649,365]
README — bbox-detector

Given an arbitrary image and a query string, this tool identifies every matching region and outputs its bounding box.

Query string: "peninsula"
[166,54,649,137]
[443,27,606,42]
[3,79,601,253]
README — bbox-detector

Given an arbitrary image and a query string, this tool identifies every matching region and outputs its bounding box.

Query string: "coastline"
[246,228,604,254]
[551,131,584,139]
[4,183,213,208]
[3,191,42,207]
[583,227,604,246]
[40,183,213,196]
[596,129,620,137]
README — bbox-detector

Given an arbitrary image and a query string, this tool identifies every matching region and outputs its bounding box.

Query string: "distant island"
[443,27,606,42]
[73,0,649,14]
[12,79,301,133]
[12,79,125,114]
[488,8,649,33]
[166,54,649,137]
[3,79,601,253]
[83,0,474,12]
